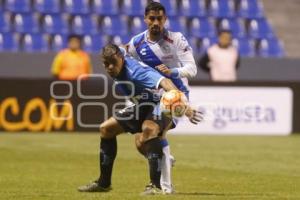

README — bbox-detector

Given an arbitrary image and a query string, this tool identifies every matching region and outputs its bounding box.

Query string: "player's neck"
[69,48,80,52]
[149,35,161,42]
[147,32,163,43]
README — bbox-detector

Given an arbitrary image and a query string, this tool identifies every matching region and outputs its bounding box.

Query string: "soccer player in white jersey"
[125,1,197,194]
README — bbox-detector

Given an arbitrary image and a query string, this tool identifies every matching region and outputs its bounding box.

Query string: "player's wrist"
[184,105,192,118]
[170,68,180,78]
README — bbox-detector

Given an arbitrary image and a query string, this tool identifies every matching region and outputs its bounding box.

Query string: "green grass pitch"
[0,133,299,200]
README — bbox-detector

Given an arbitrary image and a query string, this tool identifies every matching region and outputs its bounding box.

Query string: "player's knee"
[99,124,110,138]
[142,121,160,141]
[135,134,147,156]
[135,134,142,148]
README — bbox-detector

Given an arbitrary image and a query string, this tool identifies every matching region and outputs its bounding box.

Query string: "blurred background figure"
[199,30,240,82]
[51,34,92,80]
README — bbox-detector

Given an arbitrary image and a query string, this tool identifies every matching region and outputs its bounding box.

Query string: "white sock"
[160,145,173,194]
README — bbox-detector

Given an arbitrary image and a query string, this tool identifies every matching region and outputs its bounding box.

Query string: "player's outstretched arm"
[159,77,178,91]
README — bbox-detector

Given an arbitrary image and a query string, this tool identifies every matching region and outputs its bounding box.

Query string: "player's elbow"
[189,67,197,78]
[183,67,197,78]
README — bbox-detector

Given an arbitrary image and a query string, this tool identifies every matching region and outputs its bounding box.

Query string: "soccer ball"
[160,90,188,117]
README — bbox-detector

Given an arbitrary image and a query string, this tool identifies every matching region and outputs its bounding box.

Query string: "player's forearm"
[177,54,197,78]
[177,64,197,78]
[159,78,178,91]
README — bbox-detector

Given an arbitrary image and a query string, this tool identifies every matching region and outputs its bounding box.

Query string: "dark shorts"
[114,103,175,135]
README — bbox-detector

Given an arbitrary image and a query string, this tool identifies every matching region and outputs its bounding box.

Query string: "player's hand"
[184,106,203,125]
[156,64,172,76]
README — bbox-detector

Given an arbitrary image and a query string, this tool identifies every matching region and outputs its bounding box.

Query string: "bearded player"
[125,1,197,194]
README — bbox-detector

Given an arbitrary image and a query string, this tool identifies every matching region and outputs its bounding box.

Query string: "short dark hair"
[218,29,232,36]
[145,1,166,16]
[101,44,123,60]
[67,34,82,41]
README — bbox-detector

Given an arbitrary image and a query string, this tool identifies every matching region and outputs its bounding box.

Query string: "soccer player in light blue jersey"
[78,44,201,194]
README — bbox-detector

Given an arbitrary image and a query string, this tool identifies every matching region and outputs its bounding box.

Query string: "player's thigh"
[145,112,174,137]
[137,115,173,142]
[99,117,125,139]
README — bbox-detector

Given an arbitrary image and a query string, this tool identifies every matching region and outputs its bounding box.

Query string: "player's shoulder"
[130,31,147,44]
[166,30,184,38]
[125,56,147,69]
[124,56,137,66]
[164,30,187,44]
[124,56,156,79]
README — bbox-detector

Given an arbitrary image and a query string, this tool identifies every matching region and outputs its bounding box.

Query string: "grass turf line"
[0,133,299,200]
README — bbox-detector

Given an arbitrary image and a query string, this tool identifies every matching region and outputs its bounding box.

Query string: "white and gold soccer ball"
[160,90,188,117]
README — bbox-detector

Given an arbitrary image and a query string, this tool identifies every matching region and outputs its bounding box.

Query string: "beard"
[150,26,161,36]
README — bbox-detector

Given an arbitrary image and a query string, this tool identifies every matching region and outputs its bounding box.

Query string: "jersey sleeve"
[131,61,165,89]
[174,33,197,78]
[126,38,140,59]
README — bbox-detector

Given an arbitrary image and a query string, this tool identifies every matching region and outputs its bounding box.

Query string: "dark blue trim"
[160,139,169,147]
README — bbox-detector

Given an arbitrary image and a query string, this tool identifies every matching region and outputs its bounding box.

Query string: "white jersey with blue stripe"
[127,29,197,96]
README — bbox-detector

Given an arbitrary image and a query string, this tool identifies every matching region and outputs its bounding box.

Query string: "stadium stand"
[82,34,104,53]
[101,15,128,36]
[232,37,255,57]
[247,18,274,39]
[62,0,90,15]
[217,18,246,38]
[257,37,284,57]
[0,11,11,32]
[208,0,236,18]
[122,0,147,16]
[70,15,99,35]
[5,0,31,13]
[34,0,61,14]
[165,16,187,35]
[189,17,216,38]
[0,32,19,51]
[179,0,207,17]
[21,33,48,52]
[261,0,300,58]
[42,14,69,34]
[92,0,119,15]
[49,34,67,52]
[237,0,264,19]
[0,0,284,57]
[156,0,178,17]
[13,13,40,33]
[129,16,147,35]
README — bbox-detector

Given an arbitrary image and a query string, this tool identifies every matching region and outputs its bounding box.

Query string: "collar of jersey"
[145,29,168,44]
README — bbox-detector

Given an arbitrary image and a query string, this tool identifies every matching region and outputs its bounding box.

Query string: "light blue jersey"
[114,56,164,104]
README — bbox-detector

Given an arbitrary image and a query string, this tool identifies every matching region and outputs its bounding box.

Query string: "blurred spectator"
[199,30,240,82]
[51,34,92,80]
